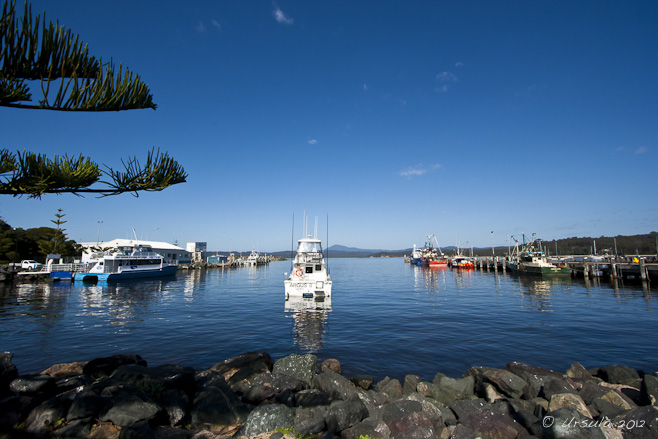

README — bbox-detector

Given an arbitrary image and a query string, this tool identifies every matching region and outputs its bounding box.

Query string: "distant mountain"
[327,245,386,253]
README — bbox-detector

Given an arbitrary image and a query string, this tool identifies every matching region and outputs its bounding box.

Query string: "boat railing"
[49,263,87,273]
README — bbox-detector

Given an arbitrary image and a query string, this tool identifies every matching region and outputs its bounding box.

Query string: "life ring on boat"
[295,269,303,277]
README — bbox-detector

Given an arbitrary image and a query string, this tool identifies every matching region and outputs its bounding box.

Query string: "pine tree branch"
[0,0,156,111]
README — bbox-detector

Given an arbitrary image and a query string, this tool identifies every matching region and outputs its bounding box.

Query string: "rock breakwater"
[1,351,657,438]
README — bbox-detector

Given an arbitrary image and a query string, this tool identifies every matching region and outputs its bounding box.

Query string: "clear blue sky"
[2,0,657,252]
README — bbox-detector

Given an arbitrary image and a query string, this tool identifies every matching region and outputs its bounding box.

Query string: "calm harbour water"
[1,258,656,380]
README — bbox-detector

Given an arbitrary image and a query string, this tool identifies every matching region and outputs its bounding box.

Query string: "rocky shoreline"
[1,352,657,439]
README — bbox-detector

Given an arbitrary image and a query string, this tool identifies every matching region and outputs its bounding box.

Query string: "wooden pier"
[472,256,657,283]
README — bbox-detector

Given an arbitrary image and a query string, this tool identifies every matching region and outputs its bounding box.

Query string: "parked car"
[8,260,43,270]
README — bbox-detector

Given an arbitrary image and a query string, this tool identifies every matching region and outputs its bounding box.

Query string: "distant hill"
[235,232,658,259]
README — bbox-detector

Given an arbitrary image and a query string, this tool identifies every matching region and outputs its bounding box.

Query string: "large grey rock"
[460,408,527,439]
[375,377,403,400]
[0,352,18,395]
[482,368,528,399]
[340,420,390,439]
[577,381,610,405]
[597,365,641,387]
[161,388,189,426]
[25,395,71,436]
[313,369,358,401]
[66,392,110,421]
[41,361,86,378]
[403,375,421,396]
[613,406,658,439]
[242,373,309,405]
[294,406,326,436]
[547,392,592,418]
[236,404,295,437]
[404,393,445,426]
[382,399,438,439]
[537,407,605,438]
[506,362,564,399]
[435,375,475,401]
[82,354,147,380]
[449,398,488,421]
[325,395,369,433]
[0,395,35,430]
[273,353,317,386]
[10,373,56,395]
[640,374,658,406]
[99,390,161,427]
[416,381,457,406]
[210,351,273,386]
[541,377,578,400]
[295,389,331,408]
[109,364,197,397]
[190,383,250,425]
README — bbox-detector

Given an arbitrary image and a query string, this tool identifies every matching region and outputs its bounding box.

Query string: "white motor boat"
[284,237,332,302]
[74,245,177,282]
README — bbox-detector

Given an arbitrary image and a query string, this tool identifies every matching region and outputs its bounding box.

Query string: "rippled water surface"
[1,259,656,379]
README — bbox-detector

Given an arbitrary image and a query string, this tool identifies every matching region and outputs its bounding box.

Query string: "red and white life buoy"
[295,268,303,277]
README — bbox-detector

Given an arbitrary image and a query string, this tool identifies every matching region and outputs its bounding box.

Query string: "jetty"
[471,256,658,283]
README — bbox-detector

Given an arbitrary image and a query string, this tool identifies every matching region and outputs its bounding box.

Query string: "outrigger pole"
[290,212,295,272]
[326,214,330,274]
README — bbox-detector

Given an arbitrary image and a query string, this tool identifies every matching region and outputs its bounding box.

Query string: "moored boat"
[284,237,332,302]
[73,245,177,282]
[508,234,570,276]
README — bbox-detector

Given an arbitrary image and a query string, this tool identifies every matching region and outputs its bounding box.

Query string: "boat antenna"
[326,214,330,274]
[314,216,318,239]
[290,212,295,272]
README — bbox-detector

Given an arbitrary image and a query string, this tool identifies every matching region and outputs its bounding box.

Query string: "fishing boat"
[508,234,570,275]
[450,255,474,269]
[408,244,424,266]
[424,235,448,267]
[73,245,178,282]
[284,236,332,302]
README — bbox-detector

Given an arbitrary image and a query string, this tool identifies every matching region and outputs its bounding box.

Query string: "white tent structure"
[79,239,190,265]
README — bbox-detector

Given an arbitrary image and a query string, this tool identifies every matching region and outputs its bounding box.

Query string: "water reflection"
[411,265,449,292]
[284,296,331,353]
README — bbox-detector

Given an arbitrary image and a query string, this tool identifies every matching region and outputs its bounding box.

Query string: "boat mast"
[290,213,295,272]
[326,214,330,274]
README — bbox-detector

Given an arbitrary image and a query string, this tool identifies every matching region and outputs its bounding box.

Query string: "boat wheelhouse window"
[305,266,313,274]
[315,264,322,271]
[298,241,321,253]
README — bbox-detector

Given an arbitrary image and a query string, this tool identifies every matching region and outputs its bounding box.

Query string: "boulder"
[403,375,421,396]
[351,376,374,390]
[340,420,390,439]
[640,374,658,406]
[273,353,317,386]
[66,391,111,421]
[404,393,446,426]
[82,354,147,380]
[376,377,403,400]
[98,388,161,427]
[541,377,578,400]
[10,373,56,396]
[600,389,636,410]
[449,398,489,421]
[190,382,250,425]
[547,393,592,418]
[536,407,606,438]
[0,352,18,396]
[597,365,642,387]
[436,375,474,401]
[235,404,295,437]
[210,351,273,385]
[41,361,86,378]
[482,368,528,399]
[325,395,369,433]
[295,389,331,408]
[313,369,358,401]
[382,399,438,439]
[294,406,327,436]
[0,395,36,430]
[578,381,610,405]
[567,363,595,381]
[321,358,342,375]
[25,395,71,436]
[613,406,658,439]
[160,388,189,426]
[506,362,564,399]
[460,408,527,439]
[242,373,309,405]
[416,381,457,406]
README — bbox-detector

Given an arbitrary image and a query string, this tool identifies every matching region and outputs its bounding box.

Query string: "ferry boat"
[284,237,332,302]
[450,255,474,269]
[73,245,178,282]
[508,234,570,276]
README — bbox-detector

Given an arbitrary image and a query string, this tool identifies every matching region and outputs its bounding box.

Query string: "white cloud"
[455,62,464,67]
[273,7,293,24]
[211,19,222,30]
[635,146,648,154]
[363,83,368,91]
[308,139,317,145]
[400,167,427,177]
[434,85,449,93]
[436,71,457,82]
[195,21,206,33]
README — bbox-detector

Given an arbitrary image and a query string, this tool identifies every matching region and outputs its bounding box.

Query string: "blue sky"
[1,0,657,252]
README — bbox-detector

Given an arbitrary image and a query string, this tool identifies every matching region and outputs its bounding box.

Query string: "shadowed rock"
[273,353,317,386]
[82,354,147,380]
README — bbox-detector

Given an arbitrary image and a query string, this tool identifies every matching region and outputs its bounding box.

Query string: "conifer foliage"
[0,0,187,197]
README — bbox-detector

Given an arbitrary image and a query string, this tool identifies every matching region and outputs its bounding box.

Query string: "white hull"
[284,279,332,300]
